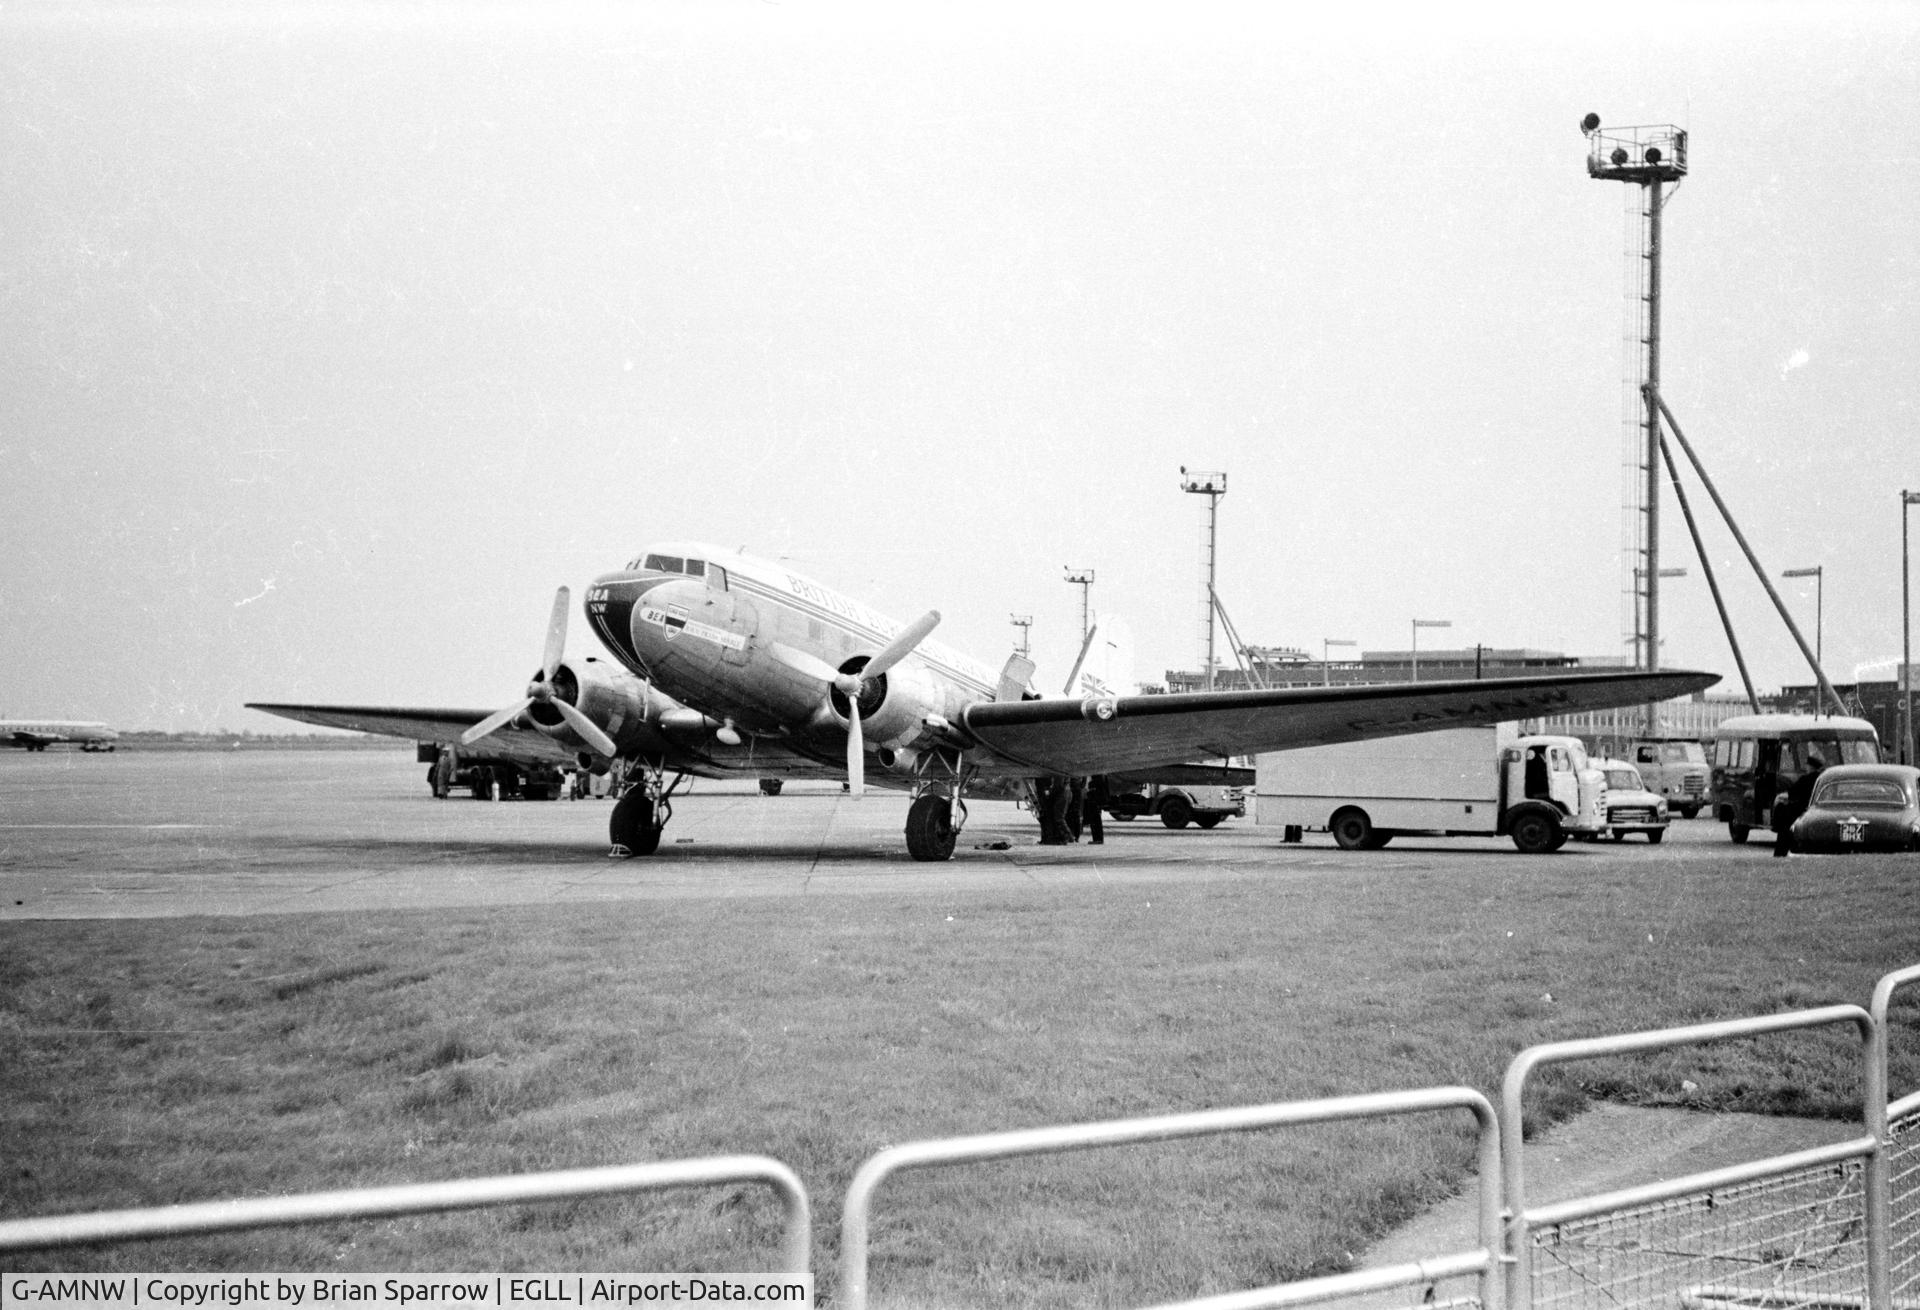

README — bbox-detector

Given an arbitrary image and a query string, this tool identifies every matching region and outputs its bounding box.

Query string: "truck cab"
[1625,739,1710,818]
[1106,780,1246,829]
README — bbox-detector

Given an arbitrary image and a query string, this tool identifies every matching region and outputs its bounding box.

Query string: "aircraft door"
[720,594,757,667]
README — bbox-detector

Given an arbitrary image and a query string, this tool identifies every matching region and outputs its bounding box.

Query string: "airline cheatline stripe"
[724,574,999,696]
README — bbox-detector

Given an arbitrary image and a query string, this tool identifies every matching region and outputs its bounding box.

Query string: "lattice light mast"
[1009,614,1033,658]
[1583,112,1686,732]
[1179,467,1228,690]
[1062,569,1095,647]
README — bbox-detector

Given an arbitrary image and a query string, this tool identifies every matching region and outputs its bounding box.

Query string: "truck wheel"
[1360,831,1394,849]
[1646,829,1666,844]
[758,779,784,796]
[1679,806,1700,820]
[1330,808,1374,851]
[1510,811,1561,854]
[1195,814,1223,830]
[1729,823,1750,844]
[1160,796,1194,829]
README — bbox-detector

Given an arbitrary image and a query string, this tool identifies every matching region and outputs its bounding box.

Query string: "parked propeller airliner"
[251,541,1719,861]
[2,719,119,752]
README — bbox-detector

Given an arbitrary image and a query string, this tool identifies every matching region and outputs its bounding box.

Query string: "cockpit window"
[640,553,707,578]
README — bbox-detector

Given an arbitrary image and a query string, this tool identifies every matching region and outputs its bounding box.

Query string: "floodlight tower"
[1009,613,1033,658]
[1062,569,1095,646]
[1583,112,1687,733]
[1180,467,1228,690]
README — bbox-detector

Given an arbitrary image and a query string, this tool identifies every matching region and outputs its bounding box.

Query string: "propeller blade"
[554,699,618,757]
[863,610,941,682]
[541,587,572,680]
[768,641,843,685]
[462,698,532,746]
[845,700,865,798]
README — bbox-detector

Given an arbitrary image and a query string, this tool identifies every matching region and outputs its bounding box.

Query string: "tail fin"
[1071,616,1135,698]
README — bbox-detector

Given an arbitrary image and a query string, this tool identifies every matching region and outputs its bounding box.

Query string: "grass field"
[4,852,1918,1307]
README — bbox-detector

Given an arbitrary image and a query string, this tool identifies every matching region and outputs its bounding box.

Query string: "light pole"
[1062,568,1095,647]
[1411,619,1451,682]
[1904,492,1918,765]
[1781,566,1824,669]
[1009,614,1032,659]
[1323,638,1356,687]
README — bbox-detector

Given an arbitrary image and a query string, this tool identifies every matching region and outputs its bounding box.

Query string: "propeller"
[462,587,619,758]
[770,609,940,797]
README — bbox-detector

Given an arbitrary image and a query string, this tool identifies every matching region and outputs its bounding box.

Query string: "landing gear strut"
[609,761,676,858]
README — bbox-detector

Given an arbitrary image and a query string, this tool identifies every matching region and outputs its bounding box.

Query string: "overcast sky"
[4,2,1916,731]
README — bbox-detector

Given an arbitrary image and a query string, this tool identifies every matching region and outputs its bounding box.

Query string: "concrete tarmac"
[4,747,1766,920]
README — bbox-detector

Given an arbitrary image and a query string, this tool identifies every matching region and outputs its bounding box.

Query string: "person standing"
[1772,754,1825,857]
[1084,775,1107,845]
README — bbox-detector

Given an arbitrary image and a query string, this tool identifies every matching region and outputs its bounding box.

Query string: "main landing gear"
[904,769,971,862]
[608,762,677,858]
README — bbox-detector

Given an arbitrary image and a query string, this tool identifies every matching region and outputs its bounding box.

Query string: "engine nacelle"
[835,659,947,751]
[525,657,673,757]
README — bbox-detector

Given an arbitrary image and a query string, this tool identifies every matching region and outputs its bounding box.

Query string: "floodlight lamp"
[1611,147,1629,166]
[1645,146,1663,164]
[1580,112,1601,135]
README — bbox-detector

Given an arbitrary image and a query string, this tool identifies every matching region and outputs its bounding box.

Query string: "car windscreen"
[1604,769,1641,790]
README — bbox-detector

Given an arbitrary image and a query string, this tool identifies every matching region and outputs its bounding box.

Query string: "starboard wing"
[960,669,1721,776]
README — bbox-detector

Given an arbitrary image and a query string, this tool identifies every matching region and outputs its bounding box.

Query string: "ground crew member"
[1772,754,1825,857]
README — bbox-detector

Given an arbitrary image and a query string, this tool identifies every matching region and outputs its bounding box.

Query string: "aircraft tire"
[1195,814,1223,830]
[905,794,956,862]
[1159,796,1194,829]
[1330,808,1374,851]
[610,791,662,856]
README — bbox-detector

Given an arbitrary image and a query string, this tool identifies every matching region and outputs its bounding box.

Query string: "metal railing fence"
[0,1154,812,1273]
[1873,965,1920,1302]
[839,1087,1502,1310]
[1501,1005,1882,1310]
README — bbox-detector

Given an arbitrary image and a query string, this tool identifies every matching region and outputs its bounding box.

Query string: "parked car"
[1786,764,1920,854]
[1593,759,1670,842]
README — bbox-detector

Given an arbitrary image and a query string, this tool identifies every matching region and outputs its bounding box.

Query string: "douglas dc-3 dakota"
[252,542,1719,861]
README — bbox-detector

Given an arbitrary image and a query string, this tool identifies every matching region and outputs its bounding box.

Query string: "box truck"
[1256,724,1608,853]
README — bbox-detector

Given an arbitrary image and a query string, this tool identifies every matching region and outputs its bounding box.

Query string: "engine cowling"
[523,658,673,757]
[825,657,947,753]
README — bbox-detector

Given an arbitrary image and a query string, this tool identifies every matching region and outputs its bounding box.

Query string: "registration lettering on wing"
[639,604,747,652]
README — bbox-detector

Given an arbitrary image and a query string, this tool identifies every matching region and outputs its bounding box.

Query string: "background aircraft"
[253,542,1719,861]
[1,720,119,752]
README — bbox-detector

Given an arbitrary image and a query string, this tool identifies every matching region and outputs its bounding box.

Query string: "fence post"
[1869,964,1920,1310]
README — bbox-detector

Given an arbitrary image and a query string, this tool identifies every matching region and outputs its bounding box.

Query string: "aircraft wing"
[246,703,578,766]
[959,669,1720,776]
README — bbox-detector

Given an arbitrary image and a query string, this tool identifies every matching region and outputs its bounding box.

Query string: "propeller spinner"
[462,587,619,758]
[770,609,940,797]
